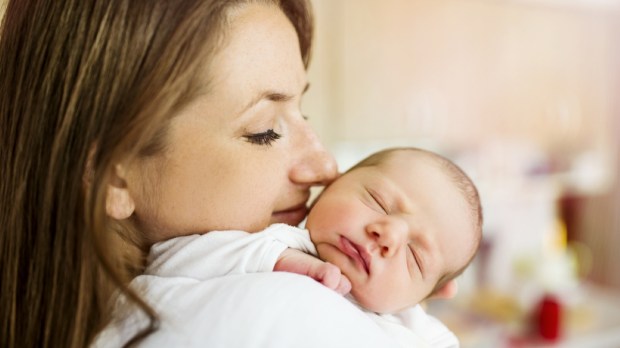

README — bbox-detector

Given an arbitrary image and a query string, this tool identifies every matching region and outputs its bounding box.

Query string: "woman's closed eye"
[243,129,281,146]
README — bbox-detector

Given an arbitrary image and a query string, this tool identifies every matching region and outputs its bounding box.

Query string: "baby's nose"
[367,218,409,257]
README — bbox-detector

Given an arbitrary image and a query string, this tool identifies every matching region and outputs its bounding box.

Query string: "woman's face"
[125,3,337,242]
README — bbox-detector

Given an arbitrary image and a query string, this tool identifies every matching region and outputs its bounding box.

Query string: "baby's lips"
[339,236,370,275]
[357,244,373,275]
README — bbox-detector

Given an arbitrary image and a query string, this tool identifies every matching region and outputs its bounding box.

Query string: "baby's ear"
[428,279,458,299]
[106,164,135,220]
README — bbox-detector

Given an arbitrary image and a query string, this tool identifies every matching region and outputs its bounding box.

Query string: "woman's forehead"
[207,3,306,102]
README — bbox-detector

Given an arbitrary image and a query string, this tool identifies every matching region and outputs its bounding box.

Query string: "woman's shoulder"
[95,272,402,348]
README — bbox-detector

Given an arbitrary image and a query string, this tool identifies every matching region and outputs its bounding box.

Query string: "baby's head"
[306,147,482,313]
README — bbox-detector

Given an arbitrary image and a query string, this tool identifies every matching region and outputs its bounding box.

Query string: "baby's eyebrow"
[391,185,412,214]
[395,195,410,214]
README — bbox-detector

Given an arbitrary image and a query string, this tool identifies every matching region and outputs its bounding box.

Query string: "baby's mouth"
[339,236,370,275]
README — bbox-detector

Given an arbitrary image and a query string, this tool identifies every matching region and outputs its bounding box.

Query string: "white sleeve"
[144,224,310,280]
[261,223,318,256]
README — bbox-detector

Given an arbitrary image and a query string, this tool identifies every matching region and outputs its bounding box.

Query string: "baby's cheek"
[350,284,395,313]
[365,273,418,313]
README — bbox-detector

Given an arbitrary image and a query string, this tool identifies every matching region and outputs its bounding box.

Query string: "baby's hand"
[308,261,352,295]
[275,248,351,295]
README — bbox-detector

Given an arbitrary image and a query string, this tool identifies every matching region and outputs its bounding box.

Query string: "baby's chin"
[350,286,410,314]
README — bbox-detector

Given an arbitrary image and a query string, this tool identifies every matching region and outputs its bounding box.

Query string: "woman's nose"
[366,219,409,258]
[289,123,338,187]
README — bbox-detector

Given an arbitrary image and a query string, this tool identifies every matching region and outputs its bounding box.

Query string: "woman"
[1,1,403,347]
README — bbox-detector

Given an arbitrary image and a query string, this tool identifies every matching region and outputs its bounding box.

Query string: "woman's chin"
[271,206,308,226]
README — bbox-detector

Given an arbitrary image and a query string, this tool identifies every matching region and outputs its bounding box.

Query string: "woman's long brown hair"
[0,0,313,347]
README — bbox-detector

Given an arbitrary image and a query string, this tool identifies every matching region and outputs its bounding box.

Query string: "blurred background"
[305,0,620,346]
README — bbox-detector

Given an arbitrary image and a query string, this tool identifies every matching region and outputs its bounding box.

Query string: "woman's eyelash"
[243,129,281,146]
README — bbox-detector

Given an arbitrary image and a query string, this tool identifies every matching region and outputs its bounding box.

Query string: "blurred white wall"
[307,0,619,155]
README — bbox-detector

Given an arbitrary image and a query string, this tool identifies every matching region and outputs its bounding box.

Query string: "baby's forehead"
[375,149,438,171]
[373,151,451,186]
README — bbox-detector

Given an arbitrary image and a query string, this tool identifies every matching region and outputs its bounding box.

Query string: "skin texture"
[114,3,337,242]
[305,151,476,313]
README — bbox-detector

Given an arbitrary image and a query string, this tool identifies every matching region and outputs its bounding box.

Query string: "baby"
[144,147,482,347]
[279,147,482,311]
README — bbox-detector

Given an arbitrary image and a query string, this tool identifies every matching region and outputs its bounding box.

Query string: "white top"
[92,224,457,347]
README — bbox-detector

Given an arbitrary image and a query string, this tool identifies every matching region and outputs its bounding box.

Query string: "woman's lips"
[272,204,308,226]
[339,236,370,275]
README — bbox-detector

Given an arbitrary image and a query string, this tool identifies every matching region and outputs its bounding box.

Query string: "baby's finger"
[316,263,341,290]
[334,274,351,295]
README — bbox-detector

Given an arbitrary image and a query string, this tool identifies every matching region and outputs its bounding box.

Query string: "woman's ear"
[105,164,135,220]
[429,279,458,300]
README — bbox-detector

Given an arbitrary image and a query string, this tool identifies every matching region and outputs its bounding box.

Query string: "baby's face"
[306,153,476,313]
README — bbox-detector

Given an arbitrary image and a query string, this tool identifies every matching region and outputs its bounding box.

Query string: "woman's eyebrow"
[240,83,310,115]
[241,90,293,112]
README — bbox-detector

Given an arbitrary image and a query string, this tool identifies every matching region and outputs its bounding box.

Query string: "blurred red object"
[535,293,562,341]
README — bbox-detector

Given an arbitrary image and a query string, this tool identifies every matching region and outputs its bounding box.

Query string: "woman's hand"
[274,248,351,295]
